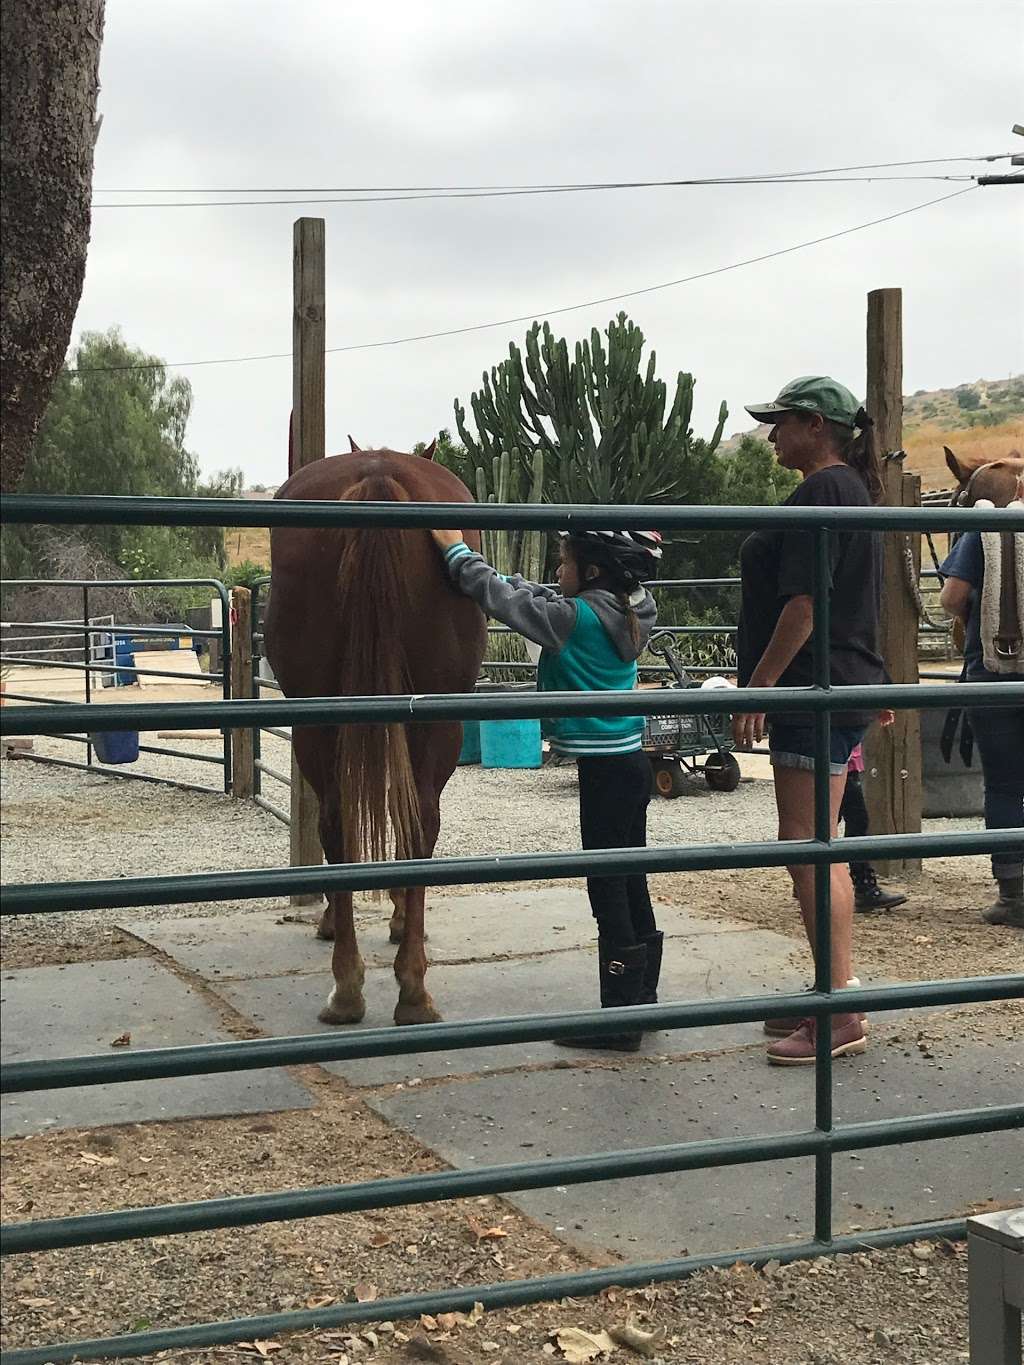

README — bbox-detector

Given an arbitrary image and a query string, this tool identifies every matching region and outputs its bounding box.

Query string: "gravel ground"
[0,731,991,944]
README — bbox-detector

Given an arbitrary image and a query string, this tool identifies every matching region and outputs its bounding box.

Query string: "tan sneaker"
[766,1014,867,1066]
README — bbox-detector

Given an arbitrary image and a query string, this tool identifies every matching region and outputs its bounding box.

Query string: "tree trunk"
[0,1,105,493]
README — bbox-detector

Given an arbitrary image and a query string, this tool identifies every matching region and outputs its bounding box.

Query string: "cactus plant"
[455,312,728,510]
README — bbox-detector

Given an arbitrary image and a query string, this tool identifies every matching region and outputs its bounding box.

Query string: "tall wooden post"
[229,587,254,799]
[863,287,922,876]
[289,217,326,905]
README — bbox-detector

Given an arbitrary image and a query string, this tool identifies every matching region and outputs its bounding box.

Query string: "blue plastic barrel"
[91,730,140,764]
[480,718,542,769]
[114,633,137,686]
[457,720,481,765]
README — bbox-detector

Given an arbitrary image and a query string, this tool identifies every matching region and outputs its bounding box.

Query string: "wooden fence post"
[229,586,254,799]
[289,217,326,905]
[863,287,923,876]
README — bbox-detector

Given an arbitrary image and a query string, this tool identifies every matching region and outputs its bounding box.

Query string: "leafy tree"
[956,386,981,411]
[1,328,239,583]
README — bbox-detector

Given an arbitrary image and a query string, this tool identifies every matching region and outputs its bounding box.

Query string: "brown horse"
[264,442,487,1026]
[945,445,1024,508]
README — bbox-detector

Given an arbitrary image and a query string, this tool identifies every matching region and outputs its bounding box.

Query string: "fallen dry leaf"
[305,1294,335,1310]
[18,1297,55,1309]
[367,1231,393,1248]
[554,1325,617,1362]
[78,1152,118,1167]
[608,1321,659,1356]
[237,1342,283,1358]
[467,1215,509,1242]
[109,1032,132,1048]
[352,1281,379,1303]
[419,1314,438,1331]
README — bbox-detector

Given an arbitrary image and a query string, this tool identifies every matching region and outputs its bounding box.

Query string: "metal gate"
[1,491,1021,1365]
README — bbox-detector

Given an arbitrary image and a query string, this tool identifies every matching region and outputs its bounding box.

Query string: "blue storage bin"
[480,718,542,769]
[91,730,140,764]
[457,720,481,765]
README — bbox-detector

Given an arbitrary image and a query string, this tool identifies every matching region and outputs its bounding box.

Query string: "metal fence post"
[229,587,254,799]
[811,527,834,1245]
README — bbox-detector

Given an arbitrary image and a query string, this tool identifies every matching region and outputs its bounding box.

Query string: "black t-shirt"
[736,464,884,726]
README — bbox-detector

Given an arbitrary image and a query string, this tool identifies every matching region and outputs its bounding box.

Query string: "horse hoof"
[318,988,365,1025]
[394,999,443,1026]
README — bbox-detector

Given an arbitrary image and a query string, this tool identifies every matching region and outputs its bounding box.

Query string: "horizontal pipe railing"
[2,679,1021,739]
[2,829,1019,915]
[3,751,223,796]
[4,976,1018,1093]
[4,1104,1019,1256]
[253,794,289,823]
[0,1218,971,1365]
[1,620,221,640]
[3,493,1022,532]
[0,654,224,683]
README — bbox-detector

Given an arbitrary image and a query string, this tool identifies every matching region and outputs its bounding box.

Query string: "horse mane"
[334,472,422,866]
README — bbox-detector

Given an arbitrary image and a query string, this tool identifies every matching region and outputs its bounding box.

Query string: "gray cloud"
[76,0,1024,483]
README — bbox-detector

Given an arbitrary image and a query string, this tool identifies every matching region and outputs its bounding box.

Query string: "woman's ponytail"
[827,407,883,503]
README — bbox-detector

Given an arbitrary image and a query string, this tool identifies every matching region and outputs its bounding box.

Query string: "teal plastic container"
[480,718,542,769]
[457,720,481,765]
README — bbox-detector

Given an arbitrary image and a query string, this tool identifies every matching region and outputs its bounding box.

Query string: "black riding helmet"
[559,529,663,591]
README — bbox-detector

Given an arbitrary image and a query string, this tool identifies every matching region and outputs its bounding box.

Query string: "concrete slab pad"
[0,958,312,1137]
[121,889,754,983]
[370,1041,1024,1260]
[218,929,801,1086]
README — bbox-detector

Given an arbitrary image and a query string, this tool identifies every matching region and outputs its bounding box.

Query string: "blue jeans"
[968,701,1024,879]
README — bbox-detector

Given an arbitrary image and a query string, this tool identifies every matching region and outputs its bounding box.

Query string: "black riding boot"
[638,931,663,1004]
[557,939,647,1053]
[982,875,1024,927]
[851,862,908,913]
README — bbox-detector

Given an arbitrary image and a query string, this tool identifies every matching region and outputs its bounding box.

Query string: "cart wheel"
[653,759,686,799]
[704,752,741,792]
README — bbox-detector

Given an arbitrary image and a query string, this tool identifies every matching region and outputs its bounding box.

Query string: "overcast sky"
[76,0,1023,486]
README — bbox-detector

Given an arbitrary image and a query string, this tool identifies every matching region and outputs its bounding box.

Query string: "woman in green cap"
[731,375,886,1065]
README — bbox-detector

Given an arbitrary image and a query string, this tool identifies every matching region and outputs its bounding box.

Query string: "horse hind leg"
[392,781,442,1025]
[392,885,441,1025]
[313,766,366,1025]
[388,889,406,945]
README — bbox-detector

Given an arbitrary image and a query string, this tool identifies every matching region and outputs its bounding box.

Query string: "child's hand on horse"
[430,528,464,551]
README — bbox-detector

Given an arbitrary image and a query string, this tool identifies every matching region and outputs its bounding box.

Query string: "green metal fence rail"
[1,493,1021,1365]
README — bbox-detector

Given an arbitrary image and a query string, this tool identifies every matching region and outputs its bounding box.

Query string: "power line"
[64,185,978,376]
[92,152,1014,197]
[93,174,979,209]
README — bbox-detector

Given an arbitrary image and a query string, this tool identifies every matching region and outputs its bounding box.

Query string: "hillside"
[719,373,1023,491]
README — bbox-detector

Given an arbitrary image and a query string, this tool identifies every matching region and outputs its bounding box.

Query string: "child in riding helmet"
[430,525,662,1051]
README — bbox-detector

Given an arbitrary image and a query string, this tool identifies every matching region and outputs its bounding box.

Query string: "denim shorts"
[768,722,866,776]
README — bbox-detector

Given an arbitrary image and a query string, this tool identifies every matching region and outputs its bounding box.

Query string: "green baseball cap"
[745,375,861,428]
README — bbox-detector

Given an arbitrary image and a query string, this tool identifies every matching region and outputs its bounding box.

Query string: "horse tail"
[334,474,422,866]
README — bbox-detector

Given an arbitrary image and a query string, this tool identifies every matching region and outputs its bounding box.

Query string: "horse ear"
[348,435,362,452]
[944,446,963,481]
[420,438,437,461]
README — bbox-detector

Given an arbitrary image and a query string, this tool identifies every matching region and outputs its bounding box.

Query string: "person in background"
[939,477,1024,928]
[840,735,908,912]
[429,525,664,1048]
[732,376,886,1065]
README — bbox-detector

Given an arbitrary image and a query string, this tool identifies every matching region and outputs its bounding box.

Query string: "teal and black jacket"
[442,542,657,757]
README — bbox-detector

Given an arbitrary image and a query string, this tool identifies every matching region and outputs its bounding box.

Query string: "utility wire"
[93,152,1014,196]
[93,174,979,209]
[65,185,978,376]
